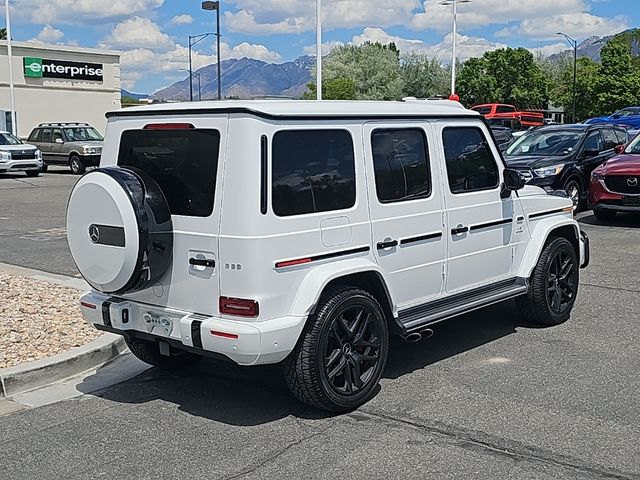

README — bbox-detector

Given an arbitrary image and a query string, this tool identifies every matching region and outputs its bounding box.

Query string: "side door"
[364,123,446,310]
[50,128,66,165]
[39,128,54,162]
[578,129,610,181]
[435,119,527,293]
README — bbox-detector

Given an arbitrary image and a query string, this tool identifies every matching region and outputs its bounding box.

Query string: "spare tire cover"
[67,167,173,294]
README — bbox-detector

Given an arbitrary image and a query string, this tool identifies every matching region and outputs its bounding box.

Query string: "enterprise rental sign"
[23,57,104,82]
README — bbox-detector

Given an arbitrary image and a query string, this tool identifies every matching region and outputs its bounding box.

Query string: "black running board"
[397,278,528,334]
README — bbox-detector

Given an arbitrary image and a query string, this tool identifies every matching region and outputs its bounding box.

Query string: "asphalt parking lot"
[1,170,639,479]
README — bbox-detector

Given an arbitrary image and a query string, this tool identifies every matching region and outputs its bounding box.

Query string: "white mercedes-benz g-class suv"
[67,100,589,412]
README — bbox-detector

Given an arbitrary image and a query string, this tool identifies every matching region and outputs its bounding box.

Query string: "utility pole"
[4,0,17,135]
[316,0,322,100]
[440,0,471,99]
[557,32,578,123]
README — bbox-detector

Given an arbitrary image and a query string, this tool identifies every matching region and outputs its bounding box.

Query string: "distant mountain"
[152,56,315,101]
[549,28,640,63]
[121,89,150,100]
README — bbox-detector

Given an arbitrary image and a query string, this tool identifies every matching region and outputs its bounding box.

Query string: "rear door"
[364,122,446,310]
[109,117,227,316]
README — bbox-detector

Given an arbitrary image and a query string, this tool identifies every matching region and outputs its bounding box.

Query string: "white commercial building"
[0,41,121,137]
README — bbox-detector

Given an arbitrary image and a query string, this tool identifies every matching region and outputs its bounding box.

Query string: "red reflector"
[275,257,312,268]
[143,123,194,130]
[219,296,259,317]
[210,330,239,340]
[80,301,97,310]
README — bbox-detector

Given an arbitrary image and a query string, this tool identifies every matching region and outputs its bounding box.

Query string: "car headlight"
[0,151,10,162]
[533,164,565,177]
[35,149,42,160]
[591,170,605,181]
[83,147,100,155]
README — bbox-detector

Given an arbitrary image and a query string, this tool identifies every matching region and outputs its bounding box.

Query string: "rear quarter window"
[272,129,356,217]
[117,128,220,217]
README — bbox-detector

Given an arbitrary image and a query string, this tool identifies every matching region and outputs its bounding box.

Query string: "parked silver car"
[27,123,103,174]
[0,130,43,177]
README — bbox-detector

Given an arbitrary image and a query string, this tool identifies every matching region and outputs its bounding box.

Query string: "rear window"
[496,105,516,114]
[472,106,492,115]
[118,129,220,217]
[272,130,356,217]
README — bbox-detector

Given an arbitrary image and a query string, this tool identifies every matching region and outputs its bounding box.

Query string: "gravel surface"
[0,272,100,369]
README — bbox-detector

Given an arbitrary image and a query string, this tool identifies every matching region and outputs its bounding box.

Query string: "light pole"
[316,0,322,100]
[202,1,222,100]
[188,33,214,102]
[440,0,471,99]
[3,0,17,135]
[557,32,577,123]
[180,69,202,101]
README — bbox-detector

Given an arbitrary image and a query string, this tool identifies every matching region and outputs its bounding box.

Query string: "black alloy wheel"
[283,286,389,413]
[322,304,384,397]
[546,248,578,316]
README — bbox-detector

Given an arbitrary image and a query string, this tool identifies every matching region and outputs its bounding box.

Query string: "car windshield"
[63,127,103,142]
[624,134,640,154]
[0,132,23,145]
[506,130,582,156]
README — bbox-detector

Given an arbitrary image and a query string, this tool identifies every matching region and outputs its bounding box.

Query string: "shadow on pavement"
[578,212,640,228]
[77,300,533,426]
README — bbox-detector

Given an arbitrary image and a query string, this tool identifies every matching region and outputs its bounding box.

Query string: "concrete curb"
[0,262,125,398]
[0,334,127,398]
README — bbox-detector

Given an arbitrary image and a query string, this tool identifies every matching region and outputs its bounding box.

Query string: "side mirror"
[55,138,63,144]
[614,144,625,154]
[583,148,599,158]
[501,168,526,198]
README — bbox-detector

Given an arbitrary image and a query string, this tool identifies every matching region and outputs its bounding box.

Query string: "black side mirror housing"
[501,168,526,198]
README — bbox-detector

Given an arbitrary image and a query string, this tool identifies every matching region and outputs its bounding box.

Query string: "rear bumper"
[79,292,306,366]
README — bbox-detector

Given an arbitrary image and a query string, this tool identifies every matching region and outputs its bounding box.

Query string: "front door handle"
[377,239,398,250]
[189,258,215,268]
[451,225,469,235]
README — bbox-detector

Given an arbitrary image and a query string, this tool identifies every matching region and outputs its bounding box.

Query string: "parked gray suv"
[27,123,103,174]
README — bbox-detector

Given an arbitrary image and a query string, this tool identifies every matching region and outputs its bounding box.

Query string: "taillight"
[210,330,239,340]
[219,296,259,317]
[80,301,97,309]
[143,123,194,130]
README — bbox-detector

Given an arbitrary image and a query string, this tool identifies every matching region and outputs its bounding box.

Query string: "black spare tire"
[67,167,173,294]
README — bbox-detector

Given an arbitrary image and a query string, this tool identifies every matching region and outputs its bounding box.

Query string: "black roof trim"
[106,107,477,122]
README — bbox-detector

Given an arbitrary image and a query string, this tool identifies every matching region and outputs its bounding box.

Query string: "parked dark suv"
[27,123,103,174]
[504,124,628,209]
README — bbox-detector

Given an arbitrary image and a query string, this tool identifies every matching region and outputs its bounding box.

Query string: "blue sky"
[2,0,637,94]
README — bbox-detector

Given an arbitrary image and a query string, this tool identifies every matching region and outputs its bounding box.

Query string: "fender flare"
[517,217,581,279]
[289,257,394,318]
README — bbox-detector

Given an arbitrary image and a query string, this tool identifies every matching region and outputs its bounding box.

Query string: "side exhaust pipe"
[403,328,435,343]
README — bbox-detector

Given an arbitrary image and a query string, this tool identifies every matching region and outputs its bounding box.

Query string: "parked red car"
[588,133,640,220]
[471,103,545,128]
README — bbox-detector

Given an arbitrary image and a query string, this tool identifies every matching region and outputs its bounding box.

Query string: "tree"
[457,47,549,108]
[313,42,403,101]
[0,28,6,40]
[302,77,357,100]
[400,52,450,98]
[594,39,640,114]
[547,56,600,121]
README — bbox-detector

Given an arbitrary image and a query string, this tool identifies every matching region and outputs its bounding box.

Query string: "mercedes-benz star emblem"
[88,225,100,244]
[627,177,638,187]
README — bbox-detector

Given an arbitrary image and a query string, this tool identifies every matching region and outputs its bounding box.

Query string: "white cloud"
[102,17,173,51]
[28,25,65,44]
[13,0,165,25]
[171,14,194,25]
[495,12,630,40]
[226,42,282,62]
[528,42,570,58]
[308,27,506,63]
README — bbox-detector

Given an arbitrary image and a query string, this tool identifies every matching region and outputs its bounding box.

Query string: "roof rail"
[37,122,90,127]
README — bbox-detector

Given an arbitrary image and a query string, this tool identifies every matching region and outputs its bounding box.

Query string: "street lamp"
[188,32,214,102]
[440,0,471,99]
[316,0,322,100]
[3,0,17,135]
[202,1,222,101]
[557,32,578,124]
[180,69,202,101]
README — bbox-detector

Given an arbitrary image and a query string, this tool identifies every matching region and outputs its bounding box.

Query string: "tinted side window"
[28,129,42,142]
[583,131,603,152]
[41,128,52,143]
[601,129,619,150]
[443,127,499,194]
[371,129,431,203]
[52,129,63,143]
[118,129,220,217]
[272,130,355,217]
[496,105,516,114]
[613,129,628,145]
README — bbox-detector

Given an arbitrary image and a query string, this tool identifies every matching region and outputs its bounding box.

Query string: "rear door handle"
[451,226,469,235]
[189,258,215,268]
[377,239,398,250]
